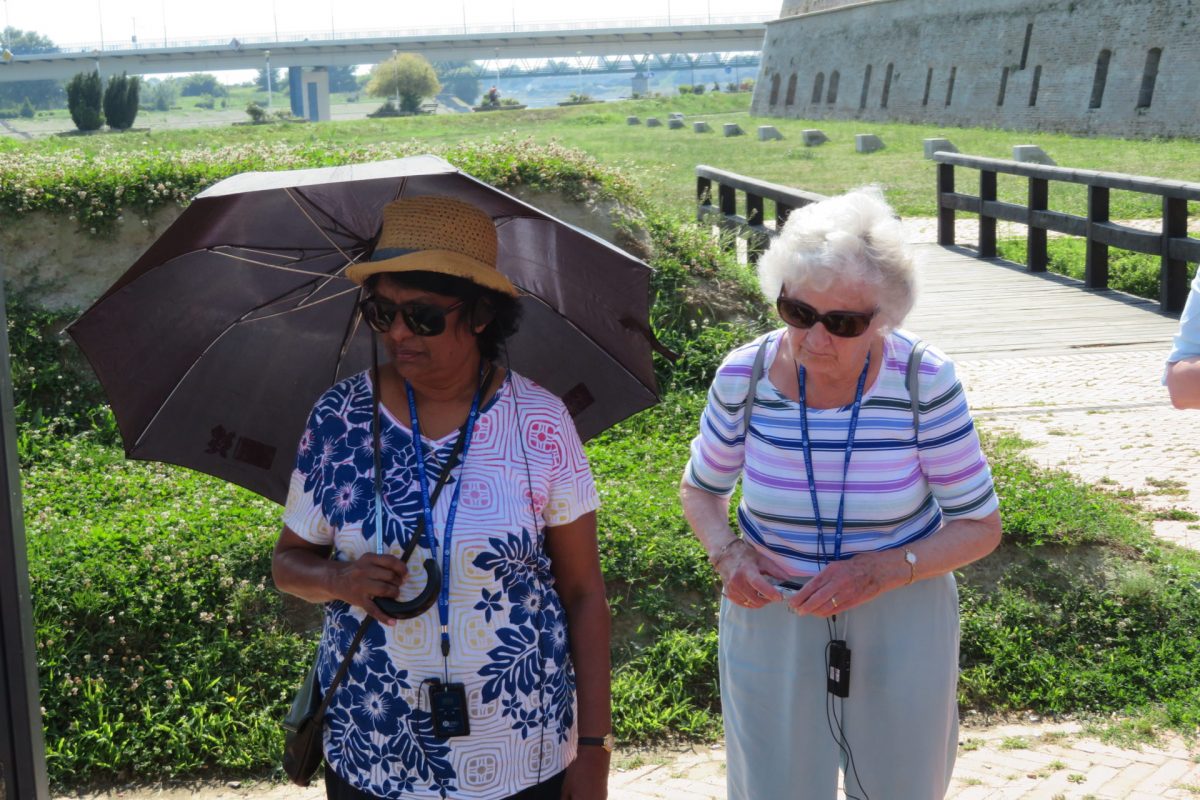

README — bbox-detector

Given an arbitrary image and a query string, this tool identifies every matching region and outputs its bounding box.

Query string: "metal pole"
[392,49,399,109]
[161,0,167,46]
[97,0,105,50]
[0,279,51,800]
[272,0,278,41]
[461,1,467,33]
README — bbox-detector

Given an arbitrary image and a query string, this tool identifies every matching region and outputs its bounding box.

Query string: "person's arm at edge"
[679,481,790,600]
[545,510,611,800]
[1166,358,1200,409]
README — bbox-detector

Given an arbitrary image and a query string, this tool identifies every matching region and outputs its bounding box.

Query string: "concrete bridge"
[0,15,768,83]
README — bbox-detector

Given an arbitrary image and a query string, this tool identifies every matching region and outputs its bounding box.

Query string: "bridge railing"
[696,165,826,264]
[933,151,1200,313]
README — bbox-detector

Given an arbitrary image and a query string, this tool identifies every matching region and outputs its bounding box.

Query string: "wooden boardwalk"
[905,244,1181,358]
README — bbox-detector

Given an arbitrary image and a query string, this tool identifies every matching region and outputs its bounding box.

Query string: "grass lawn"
[6,92,1200,219]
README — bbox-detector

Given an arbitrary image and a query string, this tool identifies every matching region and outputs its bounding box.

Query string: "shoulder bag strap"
[907,339,928,443]
[741,340,769,442]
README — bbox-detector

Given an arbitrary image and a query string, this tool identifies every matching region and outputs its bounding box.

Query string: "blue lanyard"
[406,368,484,658]
[796,351,871,565]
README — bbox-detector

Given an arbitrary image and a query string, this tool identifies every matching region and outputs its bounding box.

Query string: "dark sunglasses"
[358,296,465,336]
[776,296,877,338]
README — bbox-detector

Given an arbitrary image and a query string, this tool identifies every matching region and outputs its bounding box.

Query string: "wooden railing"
[695,165,826,263]
[933,152,1200,313]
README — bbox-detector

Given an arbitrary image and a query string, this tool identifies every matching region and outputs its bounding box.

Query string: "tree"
[0,27,64,109]
[255,67,283,92]
[179,73,227,97]
[103,72,140,130]
[66,71,103,131]
[366,53,440,113]
[327,65,360,93]
[144,79,177,111]
[435,61,480,105]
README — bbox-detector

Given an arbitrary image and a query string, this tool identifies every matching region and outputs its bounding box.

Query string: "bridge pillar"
[289,67,304,118]
[297,68,331,122]
[631,72,649,96]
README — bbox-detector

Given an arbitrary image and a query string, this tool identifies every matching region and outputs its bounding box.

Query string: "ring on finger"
[831,596,839,609]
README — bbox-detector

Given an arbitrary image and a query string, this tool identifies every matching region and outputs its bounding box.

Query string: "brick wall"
[754,0,1200,138]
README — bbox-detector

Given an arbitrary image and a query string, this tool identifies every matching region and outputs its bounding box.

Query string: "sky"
[3,0,782,50]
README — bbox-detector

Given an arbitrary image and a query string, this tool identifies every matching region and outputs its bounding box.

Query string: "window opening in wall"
[881,63,894,108]
[859,64,873,109]
[812,72,825,103]
[945,66,956,106]
[769,73,781,105]
[1028,64,1041,106]
[785,74,797,106]
[922,67,933,106]
[1138,47,1161,109]
[1090,49,1111,109]
[997,66,1009,106]
[827,70,840,104]
[1019,22,1033,70]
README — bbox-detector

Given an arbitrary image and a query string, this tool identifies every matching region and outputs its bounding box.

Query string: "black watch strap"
[578,733,614,752]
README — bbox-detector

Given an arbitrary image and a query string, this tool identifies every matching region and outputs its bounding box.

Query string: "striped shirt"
[684,329,998,576]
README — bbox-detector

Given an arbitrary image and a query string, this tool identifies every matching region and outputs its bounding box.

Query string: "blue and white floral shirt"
[282,370,600,799]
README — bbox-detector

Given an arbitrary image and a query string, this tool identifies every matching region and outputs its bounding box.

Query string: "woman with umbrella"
[272,196,612,799]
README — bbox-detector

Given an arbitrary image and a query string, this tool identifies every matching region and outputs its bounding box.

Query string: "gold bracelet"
[708,538,743,569]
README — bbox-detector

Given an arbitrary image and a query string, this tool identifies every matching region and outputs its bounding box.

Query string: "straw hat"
[346,195,518,297]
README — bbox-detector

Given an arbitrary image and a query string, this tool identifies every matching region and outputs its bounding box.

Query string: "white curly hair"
[756,186,916,331]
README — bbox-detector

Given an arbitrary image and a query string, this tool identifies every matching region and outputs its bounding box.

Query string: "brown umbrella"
[67,155,661,504]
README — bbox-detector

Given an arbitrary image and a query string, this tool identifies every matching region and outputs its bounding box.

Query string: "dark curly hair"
[364,271,522,360]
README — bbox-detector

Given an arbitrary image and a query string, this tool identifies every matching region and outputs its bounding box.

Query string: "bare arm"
[545,511,610,800]
[679,481,790,609]
[788,510,1002,617]
[271,526,409,626]
[1166,358,1200,409]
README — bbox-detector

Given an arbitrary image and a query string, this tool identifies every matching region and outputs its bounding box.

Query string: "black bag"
[281,618,370,786]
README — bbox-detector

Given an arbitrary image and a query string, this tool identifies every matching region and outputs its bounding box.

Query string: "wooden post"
[1085,185,1109,289]
[718,183,737,217]
[696,175,713,223]
[979,169,997,258]
[776,202,793,230]
[1027,177,1048,272]
[937,162,955,246]
[1162,196,1189,313]
[746,192,766,264]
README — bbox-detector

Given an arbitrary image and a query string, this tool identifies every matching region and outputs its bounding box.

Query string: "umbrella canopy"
[68,155,660,504]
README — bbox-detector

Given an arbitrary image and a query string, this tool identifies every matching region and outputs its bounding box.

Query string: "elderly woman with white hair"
[679,188,1001,799]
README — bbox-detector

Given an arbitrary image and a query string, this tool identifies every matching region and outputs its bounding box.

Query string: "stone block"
[668,118,685,129]
[626,116,640,125]
[723,123,745,137]
[855,133,885,153]
[801,129,828,146]
[669,112,685,120]
[646,117,662,127]
[758,125,784,141]
[1013,144,1056,165]
[693,121,712,133]
[923,137,958,158]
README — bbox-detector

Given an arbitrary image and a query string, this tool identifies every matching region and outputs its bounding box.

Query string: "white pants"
[719,573,960,800]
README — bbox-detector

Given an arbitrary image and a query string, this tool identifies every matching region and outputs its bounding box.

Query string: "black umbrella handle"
[374,557,441,619]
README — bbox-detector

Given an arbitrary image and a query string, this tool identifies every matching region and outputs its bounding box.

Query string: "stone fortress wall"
[754,0,1200,138]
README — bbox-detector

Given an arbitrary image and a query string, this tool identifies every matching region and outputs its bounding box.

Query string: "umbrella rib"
[285,187,360,274]
[206,248,357,280]
[128,286,364,453]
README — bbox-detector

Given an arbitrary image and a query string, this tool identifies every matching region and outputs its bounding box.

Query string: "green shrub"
[102,73,140,131]
[20,98,35,118]
[66,71,104,132]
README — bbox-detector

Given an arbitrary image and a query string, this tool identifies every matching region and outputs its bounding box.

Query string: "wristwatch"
[579,733,615,752]
[903,548,918,585]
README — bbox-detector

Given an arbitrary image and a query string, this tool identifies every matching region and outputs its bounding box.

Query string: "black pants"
[324,763,567,800]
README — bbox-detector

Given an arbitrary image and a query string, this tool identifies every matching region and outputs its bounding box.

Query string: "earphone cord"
[825,615,869,800]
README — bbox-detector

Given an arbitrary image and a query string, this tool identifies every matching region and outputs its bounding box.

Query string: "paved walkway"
[60,242,1200,799]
